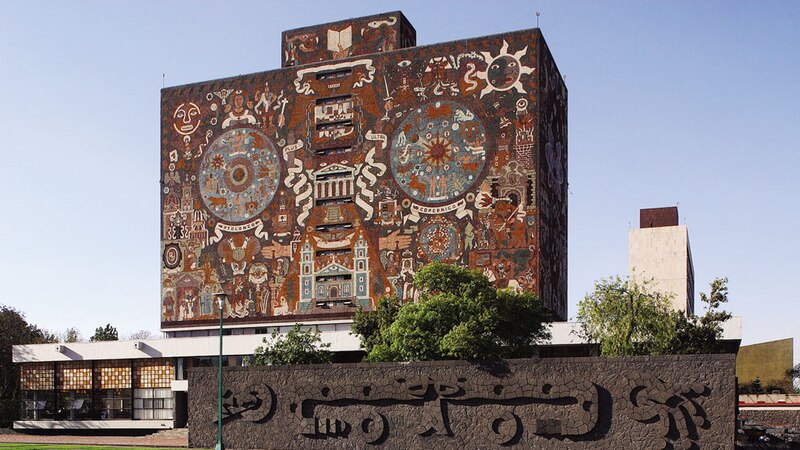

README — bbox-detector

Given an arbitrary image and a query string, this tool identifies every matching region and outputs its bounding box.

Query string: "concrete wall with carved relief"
[188,355,735,449]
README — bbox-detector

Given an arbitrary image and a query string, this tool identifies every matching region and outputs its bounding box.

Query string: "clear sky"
[1,1,797,361]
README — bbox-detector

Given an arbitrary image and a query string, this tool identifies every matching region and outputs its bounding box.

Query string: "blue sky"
[0,1,797,361]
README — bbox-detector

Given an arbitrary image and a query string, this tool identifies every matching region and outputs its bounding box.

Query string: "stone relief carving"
[211,375,712,446]
[215,383,276,424]
[189,356,734,449]
[626,374,711,450]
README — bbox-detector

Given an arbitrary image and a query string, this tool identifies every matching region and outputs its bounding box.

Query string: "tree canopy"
[61,327,83,343]
[578,276,678,356]
[578,276,734,356]
[788,364,800,393]
[669,277,732,354]
[127,330,156,340]
[251,324,332,365]
[352,263,552,362]
[90,324,119,342]
[0,305,57,426]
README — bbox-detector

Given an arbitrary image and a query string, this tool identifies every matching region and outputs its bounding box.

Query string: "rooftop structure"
[629,206,695,314]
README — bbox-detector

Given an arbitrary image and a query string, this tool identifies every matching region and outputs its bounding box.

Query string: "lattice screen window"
[133,388,174,420]
[133,359,174,388]
[56,361,92,390]
[94,360,131,389]
[20,363,54,390]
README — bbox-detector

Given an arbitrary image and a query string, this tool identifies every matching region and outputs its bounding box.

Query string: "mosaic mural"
[281,11,417,68]
[160,12,568,327]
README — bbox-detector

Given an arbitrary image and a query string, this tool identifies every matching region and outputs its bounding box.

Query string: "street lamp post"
[213,293,228,450]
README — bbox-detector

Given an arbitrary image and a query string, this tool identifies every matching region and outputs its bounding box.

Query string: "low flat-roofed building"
[12,318,742,430]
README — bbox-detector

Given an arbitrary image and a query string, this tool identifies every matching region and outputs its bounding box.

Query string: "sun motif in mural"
[421,131,453,170]
[478,40,535,98]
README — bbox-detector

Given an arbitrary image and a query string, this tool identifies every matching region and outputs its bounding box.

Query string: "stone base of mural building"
[188,355,735,449]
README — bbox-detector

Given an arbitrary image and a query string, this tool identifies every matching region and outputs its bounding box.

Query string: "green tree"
[352,296,400,356]
[0,305,57,426]
[251,324,332,365]
[787,363,800,393]
[751,377,765,394]
[790,363,800,380]
[577,276,677,356]
[127,330,156,340]
[669,277,732,354]
[352,263,551,362]
[90,324,118,342]
[61,327,83,343]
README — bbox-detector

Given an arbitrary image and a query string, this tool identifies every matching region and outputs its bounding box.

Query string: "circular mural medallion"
[199,128,280,222]
[163,243,182,270]
[418,216,463,262]
[390,100,487,204]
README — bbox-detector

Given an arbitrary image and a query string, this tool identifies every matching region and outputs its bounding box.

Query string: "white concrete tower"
[628,207,695,315]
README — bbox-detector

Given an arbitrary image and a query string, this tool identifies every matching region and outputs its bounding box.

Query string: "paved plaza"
[0,428,188,448]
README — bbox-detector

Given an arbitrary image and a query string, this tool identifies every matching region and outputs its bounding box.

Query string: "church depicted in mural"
[160,11,568,329]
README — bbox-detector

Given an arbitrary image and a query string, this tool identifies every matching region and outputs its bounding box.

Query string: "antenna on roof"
[162,73,165,88]
[536,11,541,28]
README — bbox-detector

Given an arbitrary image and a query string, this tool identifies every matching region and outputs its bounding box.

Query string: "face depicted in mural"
[390,100,487,204]
[478,40,535,98]
[233,94,245,113]
[199,128,281,223]
[173,103,201,135]
[488,56,520,90]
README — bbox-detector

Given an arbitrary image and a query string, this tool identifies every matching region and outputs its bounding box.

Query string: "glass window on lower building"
[56,361,93,420]
[20,363,55,420]
[133,388,174,419]
[21,390,56,420]
[19,359,176,421]
[96,389,132,419]
[58,390,93,420]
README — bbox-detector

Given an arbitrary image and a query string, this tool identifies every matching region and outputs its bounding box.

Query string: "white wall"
[14,317,742,363]
[629,225,692,312]
[13,325,360,363]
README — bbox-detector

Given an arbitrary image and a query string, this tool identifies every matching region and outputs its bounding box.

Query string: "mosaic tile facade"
[160,11,568,329]
[20,363,54,391]
[94,360,131,390]
[55,361,92,391]
[133,359,174,389]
